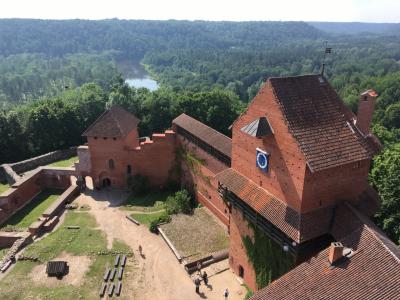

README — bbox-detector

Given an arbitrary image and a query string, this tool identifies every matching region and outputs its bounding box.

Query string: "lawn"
[160,207,229,263]
[0,211,133,300]
[0,182,10,194]
[0,246,10,258]
[47,156,78,168]
[130,210,168,225]
[1,189,64,230]
[122,191,173,212]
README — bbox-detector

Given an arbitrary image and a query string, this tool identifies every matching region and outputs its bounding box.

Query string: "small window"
[94,137,98,140]
[239,265,244,278]
[113,137,117,141]
[353,161,361,169]
[108,159,115,169]
[103,137,108,140]
[363,96,368,101]
[127,165,132,175]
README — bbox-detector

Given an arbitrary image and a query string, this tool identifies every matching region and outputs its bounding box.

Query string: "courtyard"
[0,187,246,300]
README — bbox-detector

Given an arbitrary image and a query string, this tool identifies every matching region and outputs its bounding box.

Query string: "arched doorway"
[102,178,111,187]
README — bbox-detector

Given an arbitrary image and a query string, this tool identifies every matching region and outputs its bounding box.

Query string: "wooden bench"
[114,254,120,267]
[108,283,115,297]
[110,268,117,281]
[116,281,122,296]
[103,268,110,281]
[121,255,127,267]
[118,267,124,280]
[99,282,107,297]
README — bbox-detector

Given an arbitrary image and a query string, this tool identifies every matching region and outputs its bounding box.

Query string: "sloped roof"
[82,106,140,138]
[250,203,400,300]
[173,113,232,158]
[269,75,378,172]
[241,117,274,138]
[215,168,334,243]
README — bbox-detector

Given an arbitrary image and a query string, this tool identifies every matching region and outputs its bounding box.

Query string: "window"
[108,159,115,169]
[113,137,117,141]
[94,137,98,140]
[239,265,244,278]
[127,165,132,175]
[103,137,108,140]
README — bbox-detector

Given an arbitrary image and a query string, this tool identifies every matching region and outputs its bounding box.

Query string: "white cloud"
[0,0,398,22]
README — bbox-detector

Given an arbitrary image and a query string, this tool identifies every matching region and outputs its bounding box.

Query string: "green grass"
[1,189,64,230]
[0,211,133,300]
[122,191,173,212]
[0,182,10,194]
[47,156,78,168]
[131,210,168,225]
[0,246,10,258]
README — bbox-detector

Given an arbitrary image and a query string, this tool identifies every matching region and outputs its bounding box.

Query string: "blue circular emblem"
[257,152,268,169]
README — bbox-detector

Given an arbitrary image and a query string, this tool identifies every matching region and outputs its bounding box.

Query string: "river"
[117,60,159,91]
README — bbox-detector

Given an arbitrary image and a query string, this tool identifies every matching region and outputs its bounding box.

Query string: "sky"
[0,0,399,23]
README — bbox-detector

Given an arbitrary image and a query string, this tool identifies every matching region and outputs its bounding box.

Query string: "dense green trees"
[0,79,243,164]
[370,144,400,245]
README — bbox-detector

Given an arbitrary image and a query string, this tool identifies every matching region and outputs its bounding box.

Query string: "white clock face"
[257,152,268,169]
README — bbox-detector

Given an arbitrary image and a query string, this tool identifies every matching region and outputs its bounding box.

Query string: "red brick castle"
[76,75,400,299]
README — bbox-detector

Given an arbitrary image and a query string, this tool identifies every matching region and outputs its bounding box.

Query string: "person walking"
[195,277,201,294]
[202,271,208,286]
[223,288,229,299]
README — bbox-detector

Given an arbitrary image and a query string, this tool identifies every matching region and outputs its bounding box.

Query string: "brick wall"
[229,206,257,291]
[301,160,371,212]
[177,135,230,226]
[232,82,307,212]
[87,130,177,189]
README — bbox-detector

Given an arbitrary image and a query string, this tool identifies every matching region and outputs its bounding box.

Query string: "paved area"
[74,187,246,300]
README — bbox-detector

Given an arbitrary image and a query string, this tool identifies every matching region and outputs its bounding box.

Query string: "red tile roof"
[173,113,232,158]
[82,106,140,138]
[215,168,334,243]
[269,75,379,172]
[250,203,400,300]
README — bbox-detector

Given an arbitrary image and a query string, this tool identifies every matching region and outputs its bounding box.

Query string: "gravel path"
[74,188,246,300]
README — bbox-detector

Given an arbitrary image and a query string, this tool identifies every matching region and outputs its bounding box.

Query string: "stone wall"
[5,147,77,175]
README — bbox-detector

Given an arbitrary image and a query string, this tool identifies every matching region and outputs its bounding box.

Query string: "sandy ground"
[30,251,92,287]
[73,187,246,300]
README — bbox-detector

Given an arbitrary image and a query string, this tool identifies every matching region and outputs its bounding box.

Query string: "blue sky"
[1,0,399,22]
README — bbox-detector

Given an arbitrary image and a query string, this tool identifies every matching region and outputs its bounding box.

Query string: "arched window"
[108,159,114,169]
[127,165,132,175]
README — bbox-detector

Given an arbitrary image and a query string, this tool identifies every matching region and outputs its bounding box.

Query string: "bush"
[149,213,172,233]
[127,174,149,196]
[165,189,192,215]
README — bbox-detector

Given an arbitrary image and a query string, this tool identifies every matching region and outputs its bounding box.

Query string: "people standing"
[223,288,229,299]
[195,277,201,294]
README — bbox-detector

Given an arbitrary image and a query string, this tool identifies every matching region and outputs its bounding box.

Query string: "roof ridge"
[81,106,109,136]
[111,107,124,136]
[345,202,400,264]
[174,113,231,140]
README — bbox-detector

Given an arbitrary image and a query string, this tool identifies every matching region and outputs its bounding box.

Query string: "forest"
[0,19,399,245]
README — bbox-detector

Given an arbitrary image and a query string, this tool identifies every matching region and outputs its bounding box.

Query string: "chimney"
[328,242,344,265]
[356,89,378,135]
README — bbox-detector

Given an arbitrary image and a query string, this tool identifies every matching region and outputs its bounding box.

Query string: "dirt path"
[74,189,246,300]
